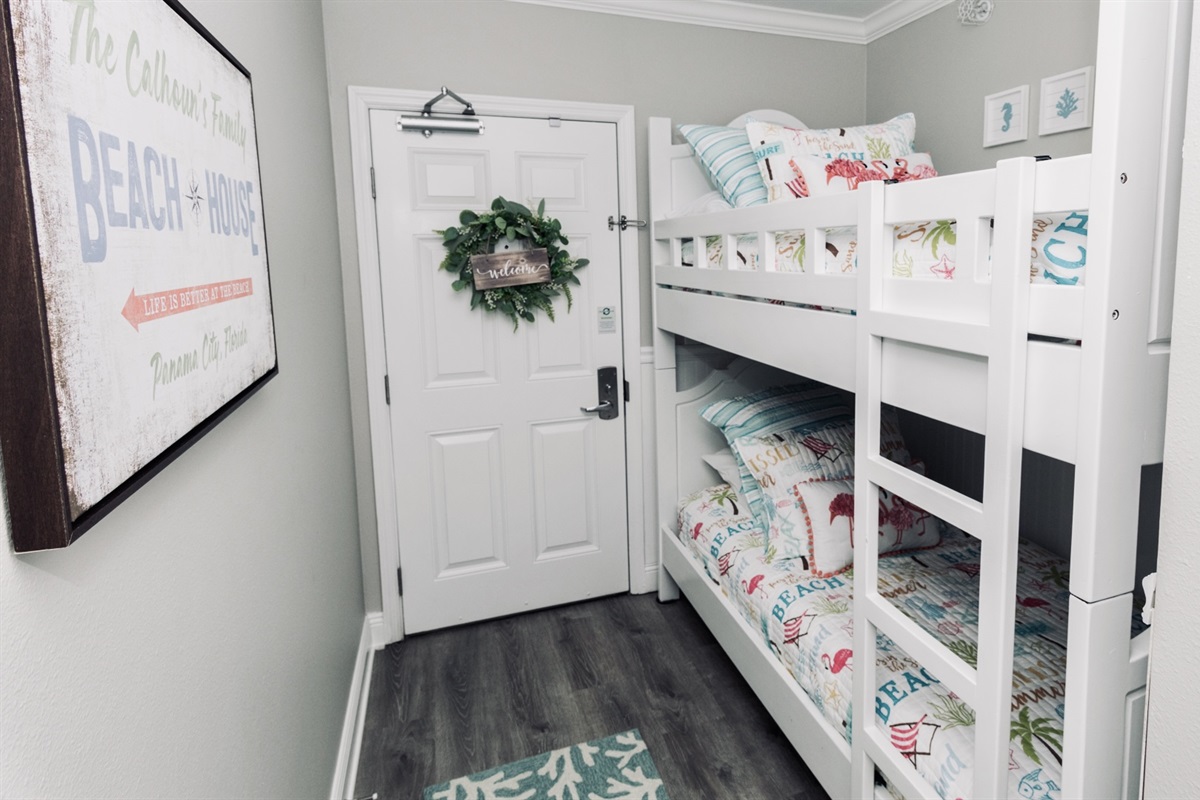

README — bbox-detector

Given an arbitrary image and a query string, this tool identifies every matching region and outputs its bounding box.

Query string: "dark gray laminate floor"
[353,592,830,799]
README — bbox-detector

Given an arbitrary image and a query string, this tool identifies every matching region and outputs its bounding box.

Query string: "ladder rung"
[862,592,978,706]
[869,311,990,357]
[863,455,985,539]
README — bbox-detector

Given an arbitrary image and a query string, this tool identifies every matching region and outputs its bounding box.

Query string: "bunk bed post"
[654,362,681,603]
[1064,2,1187,796]
[648,116,678,382]
[971,157,1035,798]
[649,116,681,603]
[850,181,886,800]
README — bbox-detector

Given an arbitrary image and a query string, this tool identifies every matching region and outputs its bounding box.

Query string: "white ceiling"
[507,0,954,44]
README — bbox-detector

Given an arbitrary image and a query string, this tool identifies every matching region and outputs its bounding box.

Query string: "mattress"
[678,484,1074,799]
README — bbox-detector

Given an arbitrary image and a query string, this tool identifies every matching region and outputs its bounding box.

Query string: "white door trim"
[347,86,644,644]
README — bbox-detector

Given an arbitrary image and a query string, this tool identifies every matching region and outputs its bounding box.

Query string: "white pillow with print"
[701,451,752,516]
[792,479,941,578]
[737,415,913,563]
[783,153,937,200]
[746,114,917,203]
[701,383,852,532]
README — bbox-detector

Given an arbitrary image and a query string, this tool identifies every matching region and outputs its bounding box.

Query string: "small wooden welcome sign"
[470,248,551,289]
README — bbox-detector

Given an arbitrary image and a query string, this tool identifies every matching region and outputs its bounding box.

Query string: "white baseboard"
[631,562,660,594]
[638,346,659,596]
[331,614,381,800]
[367,611,387,650]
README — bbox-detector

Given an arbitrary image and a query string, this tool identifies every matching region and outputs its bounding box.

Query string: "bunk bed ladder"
[850,159,1037,799]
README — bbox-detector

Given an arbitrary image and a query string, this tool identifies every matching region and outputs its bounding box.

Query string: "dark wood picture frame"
[0,0,277,552]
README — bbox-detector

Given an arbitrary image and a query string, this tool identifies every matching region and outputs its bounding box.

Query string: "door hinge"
[370,166,376,199]
[397,566,403,597]
[384,374,391,405]
[624,379,630,403]
[607,214,646,232]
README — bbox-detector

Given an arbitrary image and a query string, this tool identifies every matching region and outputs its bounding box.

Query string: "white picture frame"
[983,85,1029,147]
[1039,67,1093,136]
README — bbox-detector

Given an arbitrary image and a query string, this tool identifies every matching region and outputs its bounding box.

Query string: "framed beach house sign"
[0,0,277,551]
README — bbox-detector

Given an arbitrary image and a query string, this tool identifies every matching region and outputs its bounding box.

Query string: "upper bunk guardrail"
[655,190,861,311]
[652,154,1094,342]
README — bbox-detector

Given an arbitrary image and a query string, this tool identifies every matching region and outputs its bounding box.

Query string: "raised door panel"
[428,427,507,575]
[530,418,598,557]
[410,149,490,209]
[415,236,498,388]
[527,234,593,380]
[518,153,587,211]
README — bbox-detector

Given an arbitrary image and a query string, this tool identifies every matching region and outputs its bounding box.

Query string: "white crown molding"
[863,0,955,41]
[506,0,952,44]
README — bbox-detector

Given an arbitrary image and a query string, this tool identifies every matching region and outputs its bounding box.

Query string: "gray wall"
[1143,13,1200,798]
[0,2,363,798]
[320,0,869,612]
[867,2,1098,174]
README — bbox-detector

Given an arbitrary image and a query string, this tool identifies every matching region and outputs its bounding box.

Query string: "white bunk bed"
[650,3,1187,798]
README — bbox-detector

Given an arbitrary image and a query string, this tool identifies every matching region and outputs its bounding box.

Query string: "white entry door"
[369,110,630,634]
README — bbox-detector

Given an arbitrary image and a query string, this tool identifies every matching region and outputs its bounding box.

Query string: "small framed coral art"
[1039,67,1093,136]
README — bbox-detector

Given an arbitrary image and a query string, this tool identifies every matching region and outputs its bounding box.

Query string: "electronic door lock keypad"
[580,366,619,420]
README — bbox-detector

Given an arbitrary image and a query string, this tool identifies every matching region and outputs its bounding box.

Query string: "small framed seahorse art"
[983,84,1029,148]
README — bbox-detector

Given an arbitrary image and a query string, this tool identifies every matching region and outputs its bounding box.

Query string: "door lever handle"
[585,367,619,420]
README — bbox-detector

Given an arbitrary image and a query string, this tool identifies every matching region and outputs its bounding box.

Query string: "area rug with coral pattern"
[422,729,669,800]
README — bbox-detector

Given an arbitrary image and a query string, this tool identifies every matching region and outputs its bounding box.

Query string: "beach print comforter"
[678,484,1076,800]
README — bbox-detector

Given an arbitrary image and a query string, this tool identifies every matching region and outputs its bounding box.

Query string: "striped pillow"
[700,383,852,529]
[678,124,769,208]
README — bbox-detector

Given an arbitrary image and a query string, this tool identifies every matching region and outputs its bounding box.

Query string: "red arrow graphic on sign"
[121,278,255,331]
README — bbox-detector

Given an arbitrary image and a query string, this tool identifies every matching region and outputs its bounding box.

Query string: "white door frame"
[347,86,645,644]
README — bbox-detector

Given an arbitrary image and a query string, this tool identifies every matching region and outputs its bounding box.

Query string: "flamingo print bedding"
[677,484,1074,800]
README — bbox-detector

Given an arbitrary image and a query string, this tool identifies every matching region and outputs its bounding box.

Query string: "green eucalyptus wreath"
[438,197,588,329]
